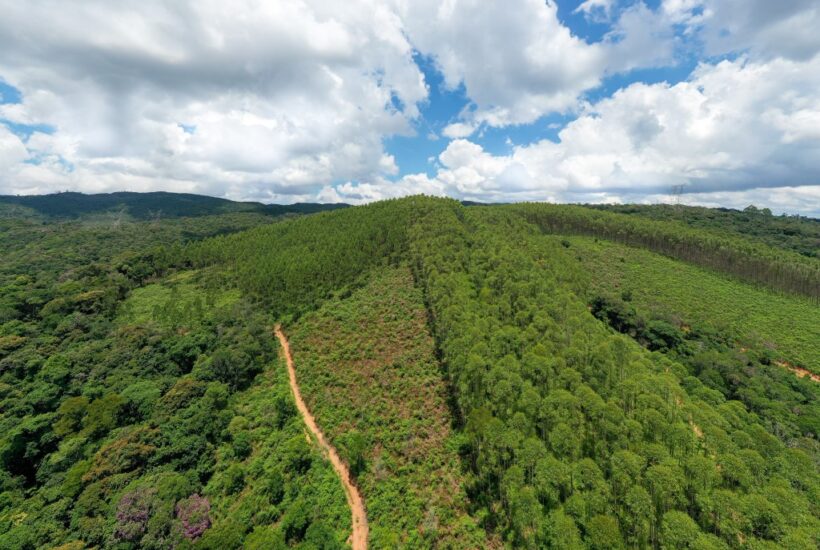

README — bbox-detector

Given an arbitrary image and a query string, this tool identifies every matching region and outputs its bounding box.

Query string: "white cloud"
[575,0,618,20]
[0,0,818,214]
[398,0,609,128]
[442,122,477,139]
[640,185,820,216]
[327,55,820,215]
[0,126,29,170]
[664,0,820,60]
[398,0,678,131]
[604,3,677,73]
[0,0,427,201]
[317,172,445,205]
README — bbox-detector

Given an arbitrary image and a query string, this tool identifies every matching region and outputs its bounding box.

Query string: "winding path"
[274,325,369,550]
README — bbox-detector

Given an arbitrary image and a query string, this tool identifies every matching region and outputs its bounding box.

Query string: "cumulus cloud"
[639,185,820,215]
[0,0,426,200]
[664,0,820,60]
[575,0,618,18]
[331,55,820,215]
[0,126,29,171]
[0,0,818,213]
[399,0,676,132]
[397,0,606,129]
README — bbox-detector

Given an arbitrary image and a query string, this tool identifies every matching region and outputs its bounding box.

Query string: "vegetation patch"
[117,270,241,327]
[564,235,820,373]
[289,265,488,549]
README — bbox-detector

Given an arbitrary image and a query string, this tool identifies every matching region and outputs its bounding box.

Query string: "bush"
[175,493,210,541]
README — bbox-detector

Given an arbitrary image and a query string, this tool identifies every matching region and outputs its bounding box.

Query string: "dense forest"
[0,192,347,221]
[512,204,820,301]
[1,193,818,549]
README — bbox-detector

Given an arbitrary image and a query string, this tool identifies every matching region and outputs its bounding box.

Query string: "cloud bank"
[0,0,818,214]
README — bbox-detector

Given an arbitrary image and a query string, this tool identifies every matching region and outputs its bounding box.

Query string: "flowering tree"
[175,493,211,540]
[115,487,156,541]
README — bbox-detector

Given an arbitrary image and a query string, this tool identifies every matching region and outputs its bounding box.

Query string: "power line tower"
[670,184,686,210]
[148,209,163,227]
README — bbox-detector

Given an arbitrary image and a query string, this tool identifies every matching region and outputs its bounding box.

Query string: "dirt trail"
[775,360,820,383]
[274,325,368,550]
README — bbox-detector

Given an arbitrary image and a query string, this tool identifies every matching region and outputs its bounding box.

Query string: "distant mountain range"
[0,191,348,220]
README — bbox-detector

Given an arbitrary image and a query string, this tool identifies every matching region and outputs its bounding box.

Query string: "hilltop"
[0,194,817,549]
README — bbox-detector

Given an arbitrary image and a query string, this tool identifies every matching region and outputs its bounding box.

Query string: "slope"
[287,266,488,548]
[408,202,819,548]
[565,235,819,373]
[275,325,368,549]
[587,203,820,258]
[561,235,819,455]
[0,191,347,220]
[177,196,819,548]
[512,203,820,300]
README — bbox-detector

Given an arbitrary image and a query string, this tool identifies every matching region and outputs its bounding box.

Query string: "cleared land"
[288,266,488,549]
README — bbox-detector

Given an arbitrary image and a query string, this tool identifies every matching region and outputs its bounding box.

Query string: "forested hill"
[513,203,820,300]
[586,203,820,258]
[0,191,348,220]
[1,195,818,549]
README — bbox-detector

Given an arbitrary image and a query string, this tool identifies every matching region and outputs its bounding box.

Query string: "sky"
[1,1,819,215]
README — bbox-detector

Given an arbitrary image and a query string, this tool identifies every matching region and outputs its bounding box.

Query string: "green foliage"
[511,203,820,300]
[186,197,432,317]
[200,365,350,549]
[0,204,341,548]
[1,194,817,549]
[568,235,819,459]
[289,266,486,548]
[588,203,820,258]
[0,190,346,220]
[404,200,819,548]
[117,271,240,327]
[571,235,819,372]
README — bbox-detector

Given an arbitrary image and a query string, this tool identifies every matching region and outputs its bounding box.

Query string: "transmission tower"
[670,184,686,209]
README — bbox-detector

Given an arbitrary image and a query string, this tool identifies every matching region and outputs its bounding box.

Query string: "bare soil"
[775,360,820,383]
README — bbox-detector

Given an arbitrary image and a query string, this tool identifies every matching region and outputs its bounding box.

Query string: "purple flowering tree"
[176,493,211,540]
[115,487,156,541]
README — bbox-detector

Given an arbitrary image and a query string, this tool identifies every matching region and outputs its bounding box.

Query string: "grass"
[560,235,820,374]
[117,270,241,327]
[288,265,489,549]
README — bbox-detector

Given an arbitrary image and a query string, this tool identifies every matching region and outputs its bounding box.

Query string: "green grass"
[117,270,241,327]
[288,265,489,549]
[561,235,820,373]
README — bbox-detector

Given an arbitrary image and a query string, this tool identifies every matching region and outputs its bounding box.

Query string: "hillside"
[588,204,820,258]
[0,191,347,221]
[0,194,818,549]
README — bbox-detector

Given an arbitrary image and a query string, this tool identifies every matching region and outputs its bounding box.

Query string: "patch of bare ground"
[775,360,820,383]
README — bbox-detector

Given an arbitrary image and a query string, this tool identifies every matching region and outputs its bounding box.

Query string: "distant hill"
[586,203,819,257]
[0,191,348,220]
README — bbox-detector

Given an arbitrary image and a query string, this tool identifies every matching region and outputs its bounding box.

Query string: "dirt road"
[274,325,368,549]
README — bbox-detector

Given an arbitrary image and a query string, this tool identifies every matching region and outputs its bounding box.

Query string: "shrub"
[175,493,211,541]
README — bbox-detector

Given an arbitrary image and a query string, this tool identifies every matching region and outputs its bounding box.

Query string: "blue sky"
[1,1,819,214]
[387,51,698,180]
[385,0,703,180]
